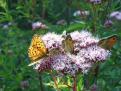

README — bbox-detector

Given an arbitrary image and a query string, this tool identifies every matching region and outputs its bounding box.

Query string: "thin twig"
[50,70,61,91]
[73,77,77,91]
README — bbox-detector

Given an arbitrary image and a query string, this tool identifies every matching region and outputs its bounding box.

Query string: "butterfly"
[28,34,47,66]
[98,35,118,50]
[62,33,74,54]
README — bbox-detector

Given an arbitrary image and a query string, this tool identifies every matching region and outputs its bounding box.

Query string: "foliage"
[0,0,121,91]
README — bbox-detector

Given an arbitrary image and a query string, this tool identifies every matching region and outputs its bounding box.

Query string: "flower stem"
[31,0,36,18]
[73,77,77,91]
[50,71,60,91]
[52,76,60,91]
[63,82,72,88]
[91,4,97,33]
[38,73,44,91]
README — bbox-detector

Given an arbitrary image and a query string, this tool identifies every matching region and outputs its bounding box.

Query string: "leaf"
[65,22,86,33]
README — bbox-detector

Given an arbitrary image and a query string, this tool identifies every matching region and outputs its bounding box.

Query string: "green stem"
[31,0,36,18]
[50,71,60,91]
[38,73,44,91]
[52,76,60,91]
[91,4,97,33]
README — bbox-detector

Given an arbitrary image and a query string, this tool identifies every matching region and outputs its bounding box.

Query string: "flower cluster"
[42,32,64,56]
[32,31,110,76]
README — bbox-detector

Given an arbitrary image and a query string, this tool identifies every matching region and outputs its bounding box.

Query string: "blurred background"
[0,0,121,91]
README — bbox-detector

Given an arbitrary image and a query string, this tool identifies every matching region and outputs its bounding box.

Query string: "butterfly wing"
[28,47,43,61]
[98,39,107,48]
[98,35,117,50]
[106,35,117,49]
[62,34,74,53]
[33,35,47,54]
[28,34,47,62]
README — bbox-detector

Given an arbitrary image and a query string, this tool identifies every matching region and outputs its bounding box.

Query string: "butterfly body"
[28,34,47,63]
[98,35,117,50]
[62,34,74,53]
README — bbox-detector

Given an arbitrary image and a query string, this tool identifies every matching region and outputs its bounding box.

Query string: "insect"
[28,34,47,66]
[98,35,118,50]
[62,33,74,54]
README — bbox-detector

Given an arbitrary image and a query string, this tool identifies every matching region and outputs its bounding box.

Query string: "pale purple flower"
[32,21,48,30]
[78,45,110,61]
[42,32,64,56]
[51,54,79,75]
[34,57,52,72]
[104,20,113,27]
[110,11,120,17]
[42,32,62,49]
[110,11,121,20]
[30,31,110,76]
[69,54,92,74]
[88,0,101,4]
[71,31,98,48]
[115,13,121,20]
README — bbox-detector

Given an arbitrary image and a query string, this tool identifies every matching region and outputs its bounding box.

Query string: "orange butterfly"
[98,35,118,50]
[28,34,47,66]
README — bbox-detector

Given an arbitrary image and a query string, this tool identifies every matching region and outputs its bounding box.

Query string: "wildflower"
[110,11,121,20]
[73,10,89,17]
[30,31,110,76]
[42,32,64,56]
[104,20,113,28]
[110,11,120,17]
[87,0,101,4]
[32,21,48,30]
